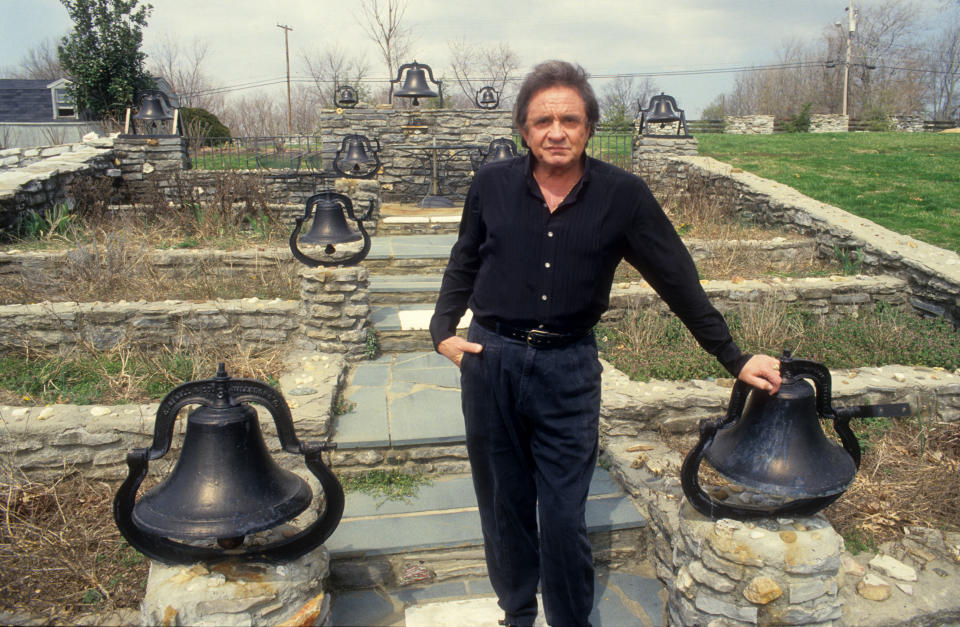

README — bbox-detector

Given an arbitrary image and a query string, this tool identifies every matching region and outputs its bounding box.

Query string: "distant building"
[0,77,177,149]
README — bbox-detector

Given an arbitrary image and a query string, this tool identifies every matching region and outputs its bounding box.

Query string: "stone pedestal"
[140,545,331,626]
[632,135,699,184]
[297,266,370,360]
[660,502,845,625]
[114,135,190,201]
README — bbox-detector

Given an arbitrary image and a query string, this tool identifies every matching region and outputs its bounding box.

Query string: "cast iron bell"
[471,138,518,171]
[390,60,442,107]
[289,190,373,267]
[335,84,358,108]
[333,134,381,179]
[681,350,911,519]
[132,89,174,135]
[475,85,499,110]
[639,93,690,136]
[114,364,344,564]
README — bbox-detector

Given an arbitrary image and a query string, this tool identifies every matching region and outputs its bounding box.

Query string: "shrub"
[181,107,230,145]
[785,103,812,133]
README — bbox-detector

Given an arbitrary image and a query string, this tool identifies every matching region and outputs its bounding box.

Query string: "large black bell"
[390,61,442,106]
[289,190,373,267]
[639,93,690,136]
[114,364,344,564]
[132,400,311,541]
[704,377,856,499]
[333,134,381,179]
[681,351,911,519]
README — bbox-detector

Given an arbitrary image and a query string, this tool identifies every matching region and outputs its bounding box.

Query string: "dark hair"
[513,60,600,138]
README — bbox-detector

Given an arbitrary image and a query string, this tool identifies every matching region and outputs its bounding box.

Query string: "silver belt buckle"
[525,328,554,347]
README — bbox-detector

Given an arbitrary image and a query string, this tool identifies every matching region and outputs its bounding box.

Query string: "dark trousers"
[460,320,602,627]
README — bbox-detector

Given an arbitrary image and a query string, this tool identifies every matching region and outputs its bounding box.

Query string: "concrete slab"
[390,364,460,388]
[605,571,665,626]
[370,306,401,330]
[370,274,441,292]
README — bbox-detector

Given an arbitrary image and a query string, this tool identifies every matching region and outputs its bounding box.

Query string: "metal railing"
[187,135,323,171]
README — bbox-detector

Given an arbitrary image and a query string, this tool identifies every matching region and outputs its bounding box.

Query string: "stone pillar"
[297,266,370,360]
[657,502,845,626]
[139,545,331,626]
[114,135,190,200]
[632,136,699,187]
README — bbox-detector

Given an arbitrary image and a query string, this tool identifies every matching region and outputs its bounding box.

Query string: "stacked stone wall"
[638,156,960,323]
[810,113,849,133]
[297,266,371,360]
[0,298,300,353]
[113,135,190,201]
[723,115,775,134]
[318,107,513,205]
[0,137,115,234]
[890,115,924,132]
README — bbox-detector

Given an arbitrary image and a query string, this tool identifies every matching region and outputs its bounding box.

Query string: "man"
[429,60,781,627]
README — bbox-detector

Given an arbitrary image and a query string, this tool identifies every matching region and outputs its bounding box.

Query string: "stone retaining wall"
[0,298,300,352]
[810,113,849,133]
[724,115,775,134]
[0,137,116,234]
[113,135,190,201]
[605,274,909,323]
[318,107,513,205]
[891,115,924,132]
[639,155,960,323]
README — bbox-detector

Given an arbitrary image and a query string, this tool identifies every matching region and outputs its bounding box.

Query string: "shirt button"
[547,231,554,238]
[544,262,551,268]
[538,324,545,329]
[541,294,548,301]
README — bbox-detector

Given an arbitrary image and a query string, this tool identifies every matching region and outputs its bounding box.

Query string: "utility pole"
[842,0,857,117]
[277,23,293,135]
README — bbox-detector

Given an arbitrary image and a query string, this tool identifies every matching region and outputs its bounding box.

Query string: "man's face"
[519,85,590,171]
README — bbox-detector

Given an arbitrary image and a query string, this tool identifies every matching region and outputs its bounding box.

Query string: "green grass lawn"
[697,132,960,254]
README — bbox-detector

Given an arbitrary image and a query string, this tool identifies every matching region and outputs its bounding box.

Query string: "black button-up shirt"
[429,154,748,376]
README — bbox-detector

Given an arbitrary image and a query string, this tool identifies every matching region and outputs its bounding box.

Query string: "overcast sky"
[0,0,946,116]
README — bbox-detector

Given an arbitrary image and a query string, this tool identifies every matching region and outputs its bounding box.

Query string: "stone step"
[327,472,649,591]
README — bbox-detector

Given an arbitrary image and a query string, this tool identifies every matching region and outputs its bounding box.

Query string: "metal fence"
[187,135,323,171]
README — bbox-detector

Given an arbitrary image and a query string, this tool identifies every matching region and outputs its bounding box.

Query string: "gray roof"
[0,79,58,122]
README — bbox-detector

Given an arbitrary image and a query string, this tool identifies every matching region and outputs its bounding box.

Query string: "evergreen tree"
[57,0,154,119]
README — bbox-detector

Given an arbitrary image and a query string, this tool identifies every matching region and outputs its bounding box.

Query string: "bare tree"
[447,39,520,109]
[928,20,960,120]
[355,0,414,84]
[7,39,63,79]
[715,0,929,119]
[601,75,659,128]
[147,34,223,112]
[301,44,371,107]
[219,92,285,137]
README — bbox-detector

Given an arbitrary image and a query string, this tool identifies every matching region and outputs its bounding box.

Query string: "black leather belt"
[475,317,589,349]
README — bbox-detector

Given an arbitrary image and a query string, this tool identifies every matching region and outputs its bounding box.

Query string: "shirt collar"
[523,152,592,206]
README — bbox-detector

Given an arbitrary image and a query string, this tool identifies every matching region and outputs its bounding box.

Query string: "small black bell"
[472,138,518,171]
[390,61,442,107]
[335,85,358,108]
[475,86,499,110]
[639,93,690,136]
[289,190,374,267]
[132,89,175,135]
[333,134,381,179]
